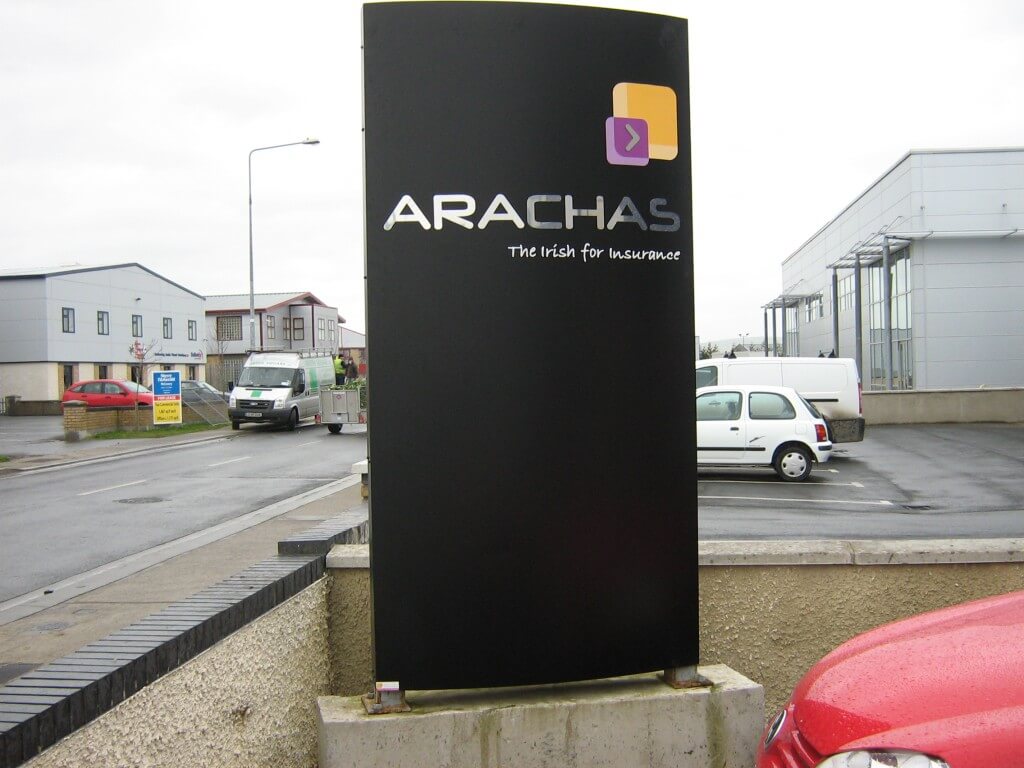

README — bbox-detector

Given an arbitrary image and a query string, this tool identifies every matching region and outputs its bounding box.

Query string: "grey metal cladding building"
[764,147,1024,391]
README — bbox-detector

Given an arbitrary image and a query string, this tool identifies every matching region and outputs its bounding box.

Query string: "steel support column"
[854,254,864,386]
[781,304,788,357]
[831,269,840,356]
[881,237,894,390]
[763,310,769,357]
[771,309,778,358]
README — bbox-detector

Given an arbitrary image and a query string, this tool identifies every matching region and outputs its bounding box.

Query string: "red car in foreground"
[61,379,154,408]
[759,590,1024,768]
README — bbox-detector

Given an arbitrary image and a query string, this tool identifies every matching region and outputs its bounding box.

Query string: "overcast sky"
[3,0,1023,340]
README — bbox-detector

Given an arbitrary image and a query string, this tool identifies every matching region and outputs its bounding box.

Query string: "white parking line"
[297,441,319,448]
[208,456,250,468]
[78,479,148,497]
[700,494,893,507]
[699,479,865,488]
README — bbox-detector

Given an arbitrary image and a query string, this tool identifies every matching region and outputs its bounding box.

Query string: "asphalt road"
[3,418,1024,605]
[0,421,367,602]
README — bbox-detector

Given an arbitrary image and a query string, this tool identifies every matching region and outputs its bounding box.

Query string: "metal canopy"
[763,223,1024,379]
[827,233,911,270]
[828,227,1023,270]
[762,293,817,310]
[763,279,819,310]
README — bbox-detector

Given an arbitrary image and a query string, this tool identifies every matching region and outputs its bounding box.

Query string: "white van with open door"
[694,357,864,442]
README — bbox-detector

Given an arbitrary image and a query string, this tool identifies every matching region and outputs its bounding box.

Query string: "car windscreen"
[238,367,295,388]
[125,382,151,393]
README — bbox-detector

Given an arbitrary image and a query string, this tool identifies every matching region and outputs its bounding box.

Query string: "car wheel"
[231,421,240,431]
[287,408,299,431]
[773,444,812,481]
[327,424,342,434]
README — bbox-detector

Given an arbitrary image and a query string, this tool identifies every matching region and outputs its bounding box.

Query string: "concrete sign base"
[318,665,763,768]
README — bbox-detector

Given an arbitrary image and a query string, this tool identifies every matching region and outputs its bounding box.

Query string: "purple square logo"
[606,116,649,166]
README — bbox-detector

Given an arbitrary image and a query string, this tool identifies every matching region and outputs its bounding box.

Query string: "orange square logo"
[609,83,677,163]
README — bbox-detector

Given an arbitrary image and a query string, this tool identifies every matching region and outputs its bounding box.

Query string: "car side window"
[696,391,742,421]
[695,366,718,388]
[83,383,103,394]
[104,383,122,394]
[748,392,796,420]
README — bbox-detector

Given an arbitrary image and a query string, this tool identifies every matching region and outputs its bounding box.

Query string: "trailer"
[317,386,366,434]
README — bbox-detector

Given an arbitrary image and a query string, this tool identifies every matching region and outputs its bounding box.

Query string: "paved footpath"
[0,419,364,685]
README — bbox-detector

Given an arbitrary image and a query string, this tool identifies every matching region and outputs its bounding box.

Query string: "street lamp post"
[248,138,320,351]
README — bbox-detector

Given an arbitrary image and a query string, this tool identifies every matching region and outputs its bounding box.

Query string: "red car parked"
[759,590,1024,768]
[61,379,154,408]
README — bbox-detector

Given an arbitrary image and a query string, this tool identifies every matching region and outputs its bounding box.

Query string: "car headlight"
[229,396,236,407]
[818,751,949,768]
[274,397,286,408]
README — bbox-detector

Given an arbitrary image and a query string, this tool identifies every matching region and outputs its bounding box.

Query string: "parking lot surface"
[698,423,1024,540]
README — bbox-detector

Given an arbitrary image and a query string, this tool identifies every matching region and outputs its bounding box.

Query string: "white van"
[229,350,336,430]
[695,357,864,442]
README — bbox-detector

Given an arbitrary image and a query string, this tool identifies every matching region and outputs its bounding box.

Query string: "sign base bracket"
[363,683,411,715]
[662,665,713,689]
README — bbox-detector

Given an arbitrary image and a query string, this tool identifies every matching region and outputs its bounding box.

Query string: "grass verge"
[93,423,226,440]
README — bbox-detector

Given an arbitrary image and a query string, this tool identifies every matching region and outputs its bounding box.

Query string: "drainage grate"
[900,504,933,511]
[117,497,165,504]
[32,622,70,633]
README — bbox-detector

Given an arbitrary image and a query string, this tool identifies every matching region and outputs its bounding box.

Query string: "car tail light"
[815,423,827,442]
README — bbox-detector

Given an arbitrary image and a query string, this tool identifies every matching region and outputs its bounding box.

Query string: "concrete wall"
[327,548,374,697]
[863,386,1024,424]
[327,541,1024,724]
[24,580,331,768]
[700,540,1024,717]
[0,363,58,402]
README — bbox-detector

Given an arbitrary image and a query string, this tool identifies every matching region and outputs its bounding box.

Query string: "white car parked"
[696,384,833,481]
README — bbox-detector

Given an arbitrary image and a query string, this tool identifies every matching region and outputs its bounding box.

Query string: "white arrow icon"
[625,123,641,151]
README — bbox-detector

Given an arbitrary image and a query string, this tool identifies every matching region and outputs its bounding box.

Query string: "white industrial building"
[764,147,1024,390]
[0,264,206,404]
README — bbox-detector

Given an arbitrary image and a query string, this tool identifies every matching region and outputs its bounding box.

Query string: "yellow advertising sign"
[153,400,182,425]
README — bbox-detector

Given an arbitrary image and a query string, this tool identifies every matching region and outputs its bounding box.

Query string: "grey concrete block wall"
[863,387,1024,424]
[327,542,1024,726]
